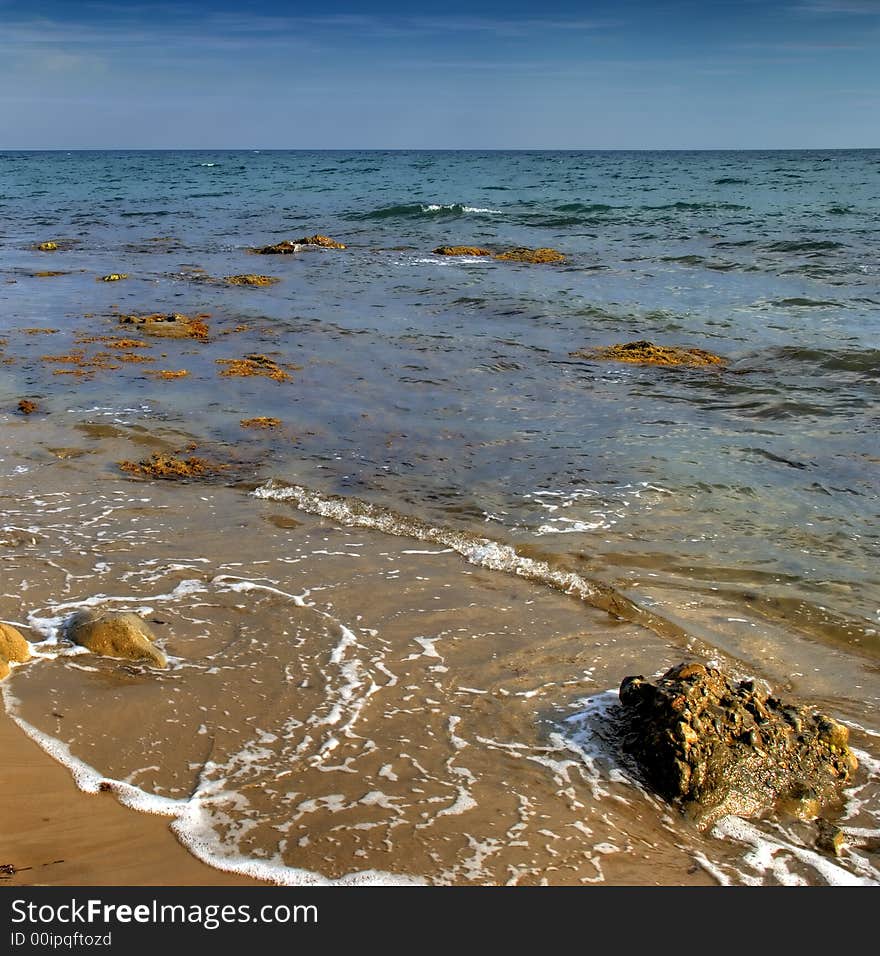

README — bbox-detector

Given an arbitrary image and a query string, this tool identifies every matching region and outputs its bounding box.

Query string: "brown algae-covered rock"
[255,235,345,254]
[572,340,727,368]
[0,623,31,664]
[295,234,346,249]
[65,609,167,668]
[618,663,858,828]
[224,274,280,287]
[118,453,219,480]
[433,246,494,257]
[495,247,565,264]
[216,353,291,382]
[241,417,281,429]
[17,399,39,415]
[118,313,209,342]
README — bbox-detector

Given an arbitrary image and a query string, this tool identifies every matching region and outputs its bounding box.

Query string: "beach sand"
[0,710,262,886]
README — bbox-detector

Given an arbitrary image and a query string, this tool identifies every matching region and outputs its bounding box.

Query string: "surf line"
[251,479,711,656]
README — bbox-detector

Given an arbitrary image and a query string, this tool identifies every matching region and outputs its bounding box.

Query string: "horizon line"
[1,145,877,152]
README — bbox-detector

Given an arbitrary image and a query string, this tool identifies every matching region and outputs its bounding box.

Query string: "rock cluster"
[618,662,858,827]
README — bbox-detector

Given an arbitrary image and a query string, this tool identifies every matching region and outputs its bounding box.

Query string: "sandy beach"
[0,709,261,886]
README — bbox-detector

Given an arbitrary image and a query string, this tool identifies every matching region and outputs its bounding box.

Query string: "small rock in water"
[99,273,128,282]
[618,662,858,828]
[0,623,31,680]
[64,609,167,668]
[16,399,39,415]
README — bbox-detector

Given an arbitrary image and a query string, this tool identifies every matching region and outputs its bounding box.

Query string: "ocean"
[1,149,878,884]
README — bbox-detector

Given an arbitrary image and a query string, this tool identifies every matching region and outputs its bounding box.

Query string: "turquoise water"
[1,148,878,654]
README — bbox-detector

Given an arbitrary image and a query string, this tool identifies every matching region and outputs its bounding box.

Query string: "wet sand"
[1,415,877,886]
[0,709,262,886]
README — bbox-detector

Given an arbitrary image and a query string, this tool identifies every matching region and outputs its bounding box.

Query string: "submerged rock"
[0,623,31,666]
[433,246,494,257]
[118,312,209,342]
[16,399,39,415]
[618,663,858,828]
[572,340,727,368]
[65,609,167,668]
[495,247,565,264]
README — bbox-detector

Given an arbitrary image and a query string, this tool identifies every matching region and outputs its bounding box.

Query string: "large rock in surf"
[0,623,31,664]
[618,663,857,828]
[65,609,167,668]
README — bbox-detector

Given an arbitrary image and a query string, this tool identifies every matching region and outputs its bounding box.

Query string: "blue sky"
[0,0,877,147]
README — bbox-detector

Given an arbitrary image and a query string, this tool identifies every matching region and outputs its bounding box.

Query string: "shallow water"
[1,150,878,884]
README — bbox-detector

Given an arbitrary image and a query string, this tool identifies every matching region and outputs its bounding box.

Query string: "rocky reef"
[64,610,167,668]
[572,340,727,368]
[618,662,858,828]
